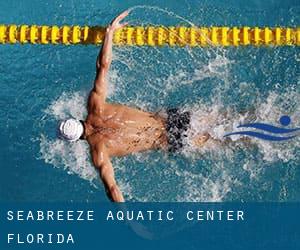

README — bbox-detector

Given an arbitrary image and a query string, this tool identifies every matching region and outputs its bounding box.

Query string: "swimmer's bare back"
[86,102,167,156]
[81,11,168,202]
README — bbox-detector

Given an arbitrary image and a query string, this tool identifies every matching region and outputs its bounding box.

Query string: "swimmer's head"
[57,118,84,142]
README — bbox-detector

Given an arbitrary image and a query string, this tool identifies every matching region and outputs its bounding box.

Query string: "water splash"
[38,6,300,202]
[39,89,300,202]
[39,134,98,185]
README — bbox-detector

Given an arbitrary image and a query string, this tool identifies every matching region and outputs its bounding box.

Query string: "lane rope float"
[0,25,299,46]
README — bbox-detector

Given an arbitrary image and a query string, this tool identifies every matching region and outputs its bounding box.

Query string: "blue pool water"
[0,0,299,202]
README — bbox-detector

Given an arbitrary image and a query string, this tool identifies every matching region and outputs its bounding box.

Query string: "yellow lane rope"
[0,25,299,46]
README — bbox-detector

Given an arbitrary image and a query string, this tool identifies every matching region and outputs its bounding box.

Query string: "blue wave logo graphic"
[224,116,300,141]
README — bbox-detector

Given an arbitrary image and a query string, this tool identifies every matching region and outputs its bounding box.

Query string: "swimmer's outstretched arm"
[92,143,125,202]
[93,11,129,101]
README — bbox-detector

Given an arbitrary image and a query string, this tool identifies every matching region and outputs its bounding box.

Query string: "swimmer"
[58,11,210,202]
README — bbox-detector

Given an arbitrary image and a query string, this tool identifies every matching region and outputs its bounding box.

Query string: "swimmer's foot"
[193,133,210,147]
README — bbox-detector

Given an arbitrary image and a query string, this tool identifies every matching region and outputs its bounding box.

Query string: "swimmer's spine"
[0,25,299,46]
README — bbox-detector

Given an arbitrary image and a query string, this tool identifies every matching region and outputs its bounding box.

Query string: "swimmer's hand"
[107,10,129,33]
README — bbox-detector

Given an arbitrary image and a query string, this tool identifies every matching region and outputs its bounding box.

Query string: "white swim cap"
[58,118,84,142]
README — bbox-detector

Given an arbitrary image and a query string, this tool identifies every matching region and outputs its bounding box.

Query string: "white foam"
[38,73,300,203]
[253,90,300,162]
[181,89,300,163]
[39,134,97,183]
[37,7,299,202]
[39,92,98,185]
[45,92,87,120]
[175,163,233,202]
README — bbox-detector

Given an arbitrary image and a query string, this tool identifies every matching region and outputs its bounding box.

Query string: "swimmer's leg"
[190,107,258,148]
[190,115,216,147]
[192,132,211,147]
[192,133,254,148]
